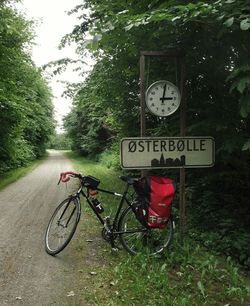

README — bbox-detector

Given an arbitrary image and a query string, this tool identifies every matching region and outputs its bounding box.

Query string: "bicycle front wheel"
[45,197,81,255]
[118,206,173,256]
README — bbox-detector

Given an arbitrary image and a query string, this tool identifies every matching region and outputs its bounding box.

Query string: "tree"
[62,0,250,265]
[0,1,54,173]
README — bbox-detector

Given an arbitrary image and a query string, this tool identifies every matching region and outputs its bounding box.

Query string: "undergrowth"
[0,153,48,191]
[81,232,250,306]
[66,151,250,306]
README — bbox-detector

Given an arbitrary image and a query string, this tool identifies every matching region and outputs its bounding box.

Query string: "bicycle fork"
[57,196,80,228]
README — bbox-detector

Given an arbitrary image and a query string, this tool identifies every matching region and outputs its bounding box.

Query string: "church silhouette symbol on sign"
[151,153,186,167]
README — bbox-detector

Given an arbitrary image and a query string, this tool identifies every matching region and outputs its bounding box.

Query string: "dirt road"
[0,151,90,306]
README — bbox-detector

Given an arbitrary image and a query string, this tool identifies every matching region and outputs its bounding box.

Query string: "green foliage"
[63,64,115,156]
[242,139,250,151]
[98,143,120,169]
[66,152,250,306]
[60,0,250,266]
[240,18,250,30]
[48,133,72,150]
[0,1,54,173]
[86,239,250,305]
[63,0,250,155]
[186,169,250,267]
[0,153,47,191]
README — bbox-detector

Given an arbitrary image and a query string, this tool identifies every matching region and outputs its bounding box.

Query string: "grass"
[65,151,125,217]
[65,151,250,306]
[0,154,48,191]
[83,242,250,306]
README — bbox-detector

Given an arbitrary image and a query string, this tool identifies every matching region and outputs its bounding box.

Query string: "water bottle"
[91,198,104,213]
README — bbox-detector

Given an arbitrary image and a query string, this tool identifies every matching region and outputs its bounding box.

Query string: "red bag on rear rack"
[133,176,175,229]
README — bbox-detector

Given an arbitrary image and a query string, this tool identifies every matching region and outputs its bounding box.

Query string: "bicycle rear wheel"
[118,206,173,255]
[45,197,81,255]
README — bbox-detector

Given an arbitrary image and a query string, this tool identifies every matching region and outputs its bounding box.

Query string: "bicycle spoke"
[119,206,173,255]
[45,198,80,255]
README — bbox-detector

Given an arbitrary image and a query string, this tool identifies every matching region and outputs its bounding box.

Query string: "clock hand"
[160,84,173,103]
[160,84,166,104]
[162,84,166,99]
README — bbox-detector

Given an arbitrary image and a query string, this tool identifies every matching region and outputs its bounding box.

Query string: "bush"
[98,146,120,169]
[48,133,72,150]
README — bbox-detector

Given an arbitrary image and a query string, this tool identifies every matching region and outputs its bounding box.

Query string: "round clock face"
[146,80,181,117]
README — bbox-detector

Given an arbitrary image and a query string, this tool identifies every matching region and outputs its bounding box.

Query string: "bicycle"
[45,171,174,256]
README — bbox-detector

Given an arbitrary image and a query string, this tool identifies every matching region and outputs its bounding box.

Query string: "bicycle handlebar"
[57,171,82,185]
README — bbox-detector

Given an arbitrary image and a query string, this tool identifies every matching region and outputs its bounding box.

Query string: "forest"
[61,0,250,267]
[0,0,54,174]
[0,0,249,268]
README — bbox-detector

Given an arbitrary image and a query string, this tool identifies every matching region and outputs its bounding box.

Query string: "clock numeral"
[151,91,155,95]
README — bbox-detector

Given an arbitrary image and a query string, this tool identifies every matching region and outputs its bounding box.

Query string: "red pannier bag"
[133,176,175,229]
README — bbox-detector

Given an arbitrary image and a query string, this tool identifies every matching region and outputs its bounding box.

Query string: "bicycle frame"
[80,182,130,228]
[65,179,148,249]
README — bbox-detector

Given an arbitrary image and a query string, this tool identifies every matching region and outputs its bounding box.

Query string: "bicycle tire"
[118,205,173,256]
[45,197,81,255]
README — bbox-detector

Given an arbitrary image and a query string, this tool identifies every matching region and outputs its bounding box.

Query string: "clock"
[146,80,181,117]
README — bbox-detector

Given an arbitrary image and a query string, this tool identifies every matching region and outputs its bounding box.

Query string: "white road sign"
[120,137,215,169]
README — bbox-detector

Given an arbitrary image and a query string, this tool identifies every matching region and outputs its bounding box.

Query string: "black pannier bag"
[83,175,100,190]
[133,176,175,228]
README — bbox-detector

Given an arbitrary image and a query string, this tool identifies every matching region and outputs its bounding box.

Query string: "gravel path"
[0,151,88,306]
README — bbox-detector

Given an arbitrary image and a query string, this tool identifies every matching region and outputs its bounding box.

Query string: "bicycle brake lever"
[57,175,62,185]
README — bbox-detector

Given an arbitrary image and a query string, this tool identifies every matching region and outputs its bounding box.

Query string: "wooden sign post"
[179,60,187,241]
[139,50,187,240]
